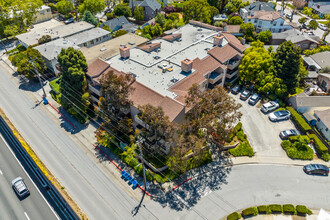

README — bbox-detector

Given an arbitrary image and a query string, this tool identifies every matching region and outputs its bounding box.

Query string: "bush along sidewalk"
[286,107,311,134]
[228,122,254,157]
[281,135,314,160]
[307,134,330,162]
[226,204,313,220]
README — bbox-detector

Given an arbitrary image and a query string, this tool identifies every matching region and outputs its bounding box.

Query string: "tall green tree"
[15,48,46,79]
[273,41,302,94]
[57,47,89,120]
[228,16,243,25]
[155,13,166,26]
[113,4,132,17]
[56,0,74,16]
[298,17,307,26]
[240,22,255,42]
[82,10,98,26]
[183,0,219,24]
[308,19,318,30]
[257,30,272,43]
[78,0,105,15]
[134,6,144,21]
[224,0,248,13]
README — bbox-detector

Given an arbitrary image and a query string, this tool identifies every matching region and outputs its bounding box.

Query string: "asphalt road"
[0,64,156,219]
[0,134,58,220]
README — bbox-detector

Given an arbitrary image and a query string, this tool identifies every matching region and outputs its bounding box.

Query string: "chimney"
[213,33,224,46]
[181,58,193,73]
[119,46,130,59]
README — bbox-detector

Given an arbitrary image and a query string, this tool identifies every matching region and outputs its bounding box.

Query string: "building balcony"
[88,84,101,96]
[90,95,99,104]
[226,69,239,79]
[228,60,240,70]
[208,72,224,84]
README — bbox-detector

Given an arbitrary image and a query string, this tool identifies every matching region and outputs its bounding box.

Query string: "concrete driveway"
[230,92,296,160]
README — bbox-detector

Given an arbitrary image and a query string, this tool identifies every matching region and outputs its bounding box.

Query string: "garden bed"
[281,135,314,160]
[227,122,254,157]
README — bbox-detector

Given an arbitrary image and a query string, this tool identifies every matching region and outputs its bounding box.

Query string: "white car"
[319,23,328,31]
[261,101,279,113]
[12,177,30,198]
[269,110,291,122]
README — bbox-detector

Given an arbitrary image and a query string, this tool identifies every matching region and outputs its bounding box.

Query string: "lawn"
[49,77,61,104]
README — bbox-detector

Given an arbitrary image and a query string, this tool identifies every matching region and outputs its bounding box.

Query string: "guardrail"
[0,116,78,220]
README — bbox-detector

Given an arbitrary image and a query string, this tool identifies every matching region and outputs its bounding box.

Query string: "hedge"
[296,205,312,215]
[242,207,258,217]
[286,107,311,134]
[229,141,254,157]
[269,204,283,213]
[257,205,271,214]
[281,140,314,160]
[235,122,242,133]
[307,134,329,161]
[227,212,241,220]
[283,204,296,214]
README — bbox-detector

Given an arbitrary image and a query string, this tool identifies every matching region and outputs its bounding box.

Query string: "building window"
[103,35,106,39]
[279,29,281,32]
[96,38,99,42]
[273,22,276,26]
[40,10,45,14]
[326,128,329,132]
[47,9,50,12]
[83,43,87,47]
[254,20,257,23]
[91,40,94,45]
[318,118,320,122]
[280,22,283,26]
[248,19,251,22]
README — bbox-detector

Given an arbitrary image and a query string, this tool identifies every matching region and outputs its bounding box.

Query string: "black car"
[248,93,260,105]
[64,17,74,25]
[231,85,241,94]
[240,89,251,100]
[303,164,329,176]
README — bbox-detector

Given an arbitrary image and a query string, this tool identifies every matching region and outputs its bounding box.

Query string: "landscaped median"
[0,108,87,220]
[227,204,313,220]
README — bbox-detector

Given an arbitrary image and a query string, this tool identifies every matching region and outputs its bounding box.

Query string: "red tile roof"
[222,32,246,53]
[208,44,241,63]
[86,58,110,78]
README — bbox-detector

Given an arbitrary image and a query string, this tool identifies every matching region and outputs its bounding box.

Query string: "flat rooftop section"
[31,19,63,31]
[35,38,79,60]
[16,21,94,46]
[80,33,148,65]
[65,27,110,46]
[107,24,227,99]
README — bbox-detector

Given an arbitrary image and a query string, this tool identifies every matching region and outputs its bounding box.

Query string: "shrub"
[257,205,270,214]
[237,130,246,141]
[281,140,291,149]
[242,207,258,217]
[269,204,283,213]
[281,140,314,160]
[283,204,296,214]
[307,134,329,160]
[321,153,330,162]
[235,122,242,132]
[286,107,311,134]
[229,141,254,157]
[296,205,312,215]
[227,212,241,220]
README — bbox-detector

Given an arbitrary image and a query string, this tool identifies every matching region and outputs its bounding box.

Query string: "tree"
[3,25,20,38]
[164,19,174,30]
[151,24,163,37]
[38,35,52,45]
[240,22,255,42]
[78,0,105,15]
[105,0,116,10]
[100,70,134,117]
[15,48,46,79]
[224,0,248,13]
[82,10,98,26]
[228,16,243,25]
[56,0,74,16]
[257,30,272,43]
[273,41,302,94]
[308,19,318,31]
[57,47,89,121]
[115,29,127,37]
[134,6,144,21]
[183,0,218,24]
[298,17,307,26]
[155,13,166,27]
[113,4,132,17]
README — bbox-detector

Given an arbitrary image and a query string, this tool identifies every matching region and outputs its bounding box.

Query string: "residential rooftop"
[65,27,110,46]
[272,29,320,44]
[16,21,94,46]
[79,33,148,65]
[309,51,330,69]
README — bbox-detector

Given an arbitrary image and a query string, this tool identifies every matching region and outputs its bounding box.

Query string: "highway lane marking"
[24,212,30,220]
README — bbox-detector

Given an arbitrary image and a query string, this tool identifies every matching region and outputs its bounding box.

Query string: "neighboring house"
[129,0,161,21]
[289,92,330,113]
[16,21,94,47]
[318,73,330,92]
[34,5,52,24]
[243,10,296,33]
[224,25,242,36]
[314,109,330,141]
[65,27,111,48]
[100,16,137,33]
[213,14,228,22]
[86,23,246,132]
[311,4,330,18]
[271,29,320,51]
[303,51,330,72]
[240,1,275,19]
[34,38,79,75]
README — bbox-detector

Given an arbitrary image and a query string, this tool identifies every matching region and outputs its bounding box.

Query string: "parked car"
[269,110,291,122]
[286,14,292,20]
[319,23,328,31]
[303,23,310,30]
[279,129,299,139]
[240,89,251,100]
[248,93,260,105]
[303,164,329,176]
[12,177,30,198]
[64,17,74,24]
[231,85,241,94]
[261,101,279,113]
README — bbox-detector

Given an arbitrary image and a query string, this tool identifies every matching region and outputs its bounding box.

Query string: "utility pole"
[30,59,47,98]
[138,138,147,192]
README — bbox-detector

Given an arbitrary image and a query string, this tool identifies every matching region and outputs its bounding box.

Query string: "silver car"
[12,177,30,198]
[269,110,291,122]
[261,101,279,113]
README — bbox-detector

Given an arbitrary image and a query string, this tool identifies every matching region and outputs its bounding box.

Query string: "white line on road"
[0,169,2,175]
[24,212,30,220]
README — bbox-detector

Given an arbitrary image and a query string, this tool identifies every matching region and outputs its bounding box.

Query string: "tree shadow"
[57,106,89,134]
[18,76,46,92]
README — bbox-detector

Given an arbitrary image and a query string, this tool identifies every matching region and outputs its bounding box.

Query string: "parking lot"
[229,91,296,160]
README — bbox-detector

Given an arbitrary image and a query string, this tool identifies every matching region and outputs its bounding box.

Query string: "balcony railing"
[228,60,240,70]
[88,85,101,96]
[226,69,239,79]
